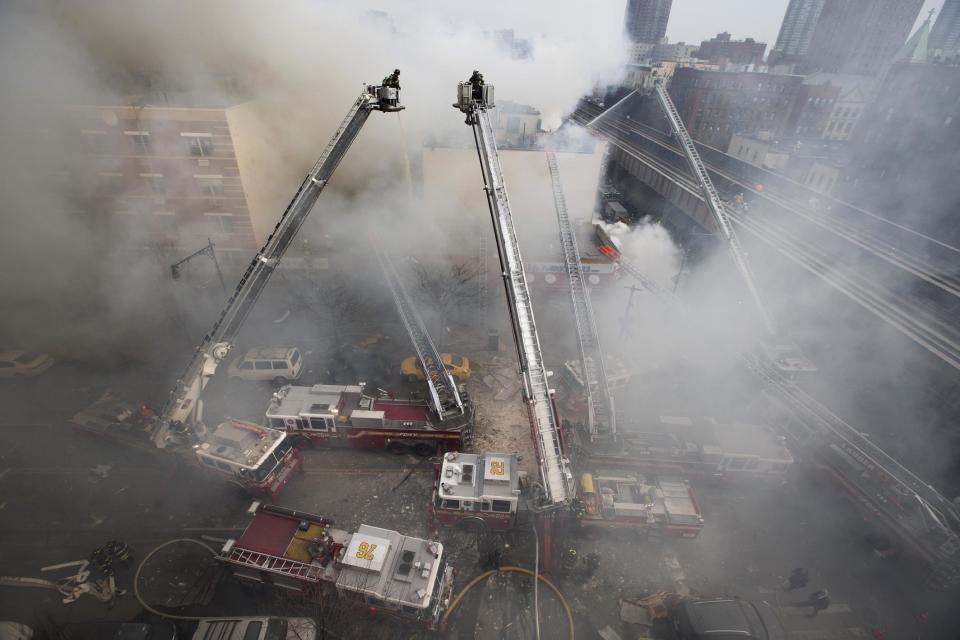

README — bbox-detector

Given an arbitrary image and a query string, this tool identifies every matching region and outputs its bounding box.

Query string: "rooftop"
[438,452,520,502]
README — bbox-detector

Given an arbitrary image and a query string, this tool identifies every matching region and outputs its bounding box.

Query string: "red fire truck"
[219,502,454,629]
[71,394,301,498]
[265,384,474,456]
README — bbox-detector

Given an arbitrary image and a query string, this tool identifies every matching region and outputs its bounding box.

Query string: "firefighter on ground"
[383,69,400,90]
[805,589,830,617]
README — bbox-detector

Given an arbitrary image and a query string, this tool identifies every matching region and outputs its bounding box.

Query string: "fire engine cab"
[220,502,454,629]
[195,420,302,499]
[432,452,522,531]
[265,384,474,456]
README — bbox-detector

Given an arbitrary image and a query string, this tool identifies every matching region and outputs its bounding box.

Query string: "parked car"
[0,351,54,378]
[400,353,471,382]
[227,348,303,385]
[670,597,786,640]
[192,617,316,640]
[60,621,177,640]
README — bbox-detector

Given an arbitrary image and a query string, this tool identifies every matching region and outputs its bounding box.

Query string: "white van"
[192,617,316,640]
[227,347,303,385]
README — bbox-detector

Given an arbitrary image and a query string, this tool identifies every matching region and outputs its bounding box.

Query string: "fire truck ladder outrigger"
[456,75,573,507]
[153,76,404,447]
[546,151,616,441]
[371,238,465,419]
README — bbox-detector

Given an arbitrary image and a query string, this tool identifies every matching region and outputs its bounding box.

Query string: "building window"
[204,212,234,233]
[195,175,224,198]
[124,130,150,154]
[81,130,108,154]
[181,132,214,157]
[140,173,164,195]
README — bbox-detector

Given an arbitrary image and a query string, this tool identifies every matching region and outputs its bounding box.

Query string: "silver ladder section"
[470,108,572,506]
[155,91,379,446]
[653,80,775,334]
[229,547,323,581]
[371,239,464,419]
[546,152,616,439]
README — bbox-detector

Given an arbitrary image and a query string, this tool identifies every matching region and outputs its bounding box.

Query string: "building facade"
[696,33,767,67]
[769,0,826,66]
[802,0,925,76]
[930,0,960,59]
[840,61,960,241]
[667,69,805,149]
[67,102,258,270]
[623,0,673,44]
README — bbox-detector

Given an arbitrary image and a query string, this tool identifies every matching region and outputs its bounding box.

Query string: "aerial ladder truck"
[595,203,960,590]
[545,151,616,441]
[72,73,404,495]
[455,74,575,512]
[371,237,467,421]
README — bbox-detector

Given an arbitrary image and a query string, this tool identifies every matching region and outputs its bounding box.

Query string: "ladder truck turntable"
[69,74,405,496]
[219,501,454,629]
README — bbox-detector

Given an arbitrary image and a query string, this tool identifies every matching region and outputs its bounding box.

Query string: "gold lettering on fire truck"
[355,542,378,561]
[489,461,505,476]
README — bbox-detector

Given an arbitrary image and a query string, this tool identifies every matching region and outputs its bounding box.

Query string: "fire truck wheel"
[291,435,312,449]
[413,443,435,457]
[387,441,409,454]
[456,517,488,534]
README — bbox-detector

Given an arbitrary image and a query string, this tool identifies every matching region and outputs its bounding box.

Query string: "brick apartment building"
[696,32,767,67]
[667,68,838,149]
[63,99,261,271]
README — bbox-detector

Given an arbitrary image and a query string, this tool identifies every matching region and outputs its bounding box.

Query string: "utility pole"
[619,284,643,338]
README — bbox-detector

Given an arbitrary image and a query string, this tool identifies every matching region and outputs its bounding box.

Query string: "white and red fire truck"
[265,384,474,456]
[431,452,704,537]
[576,470,704,538]
[593,415,794,482]
[219,502,454,629]
[71,394,302,498]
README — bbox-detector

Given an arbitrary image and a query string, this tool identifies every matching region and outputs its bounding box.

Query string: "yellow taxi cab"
[400,353,471,382]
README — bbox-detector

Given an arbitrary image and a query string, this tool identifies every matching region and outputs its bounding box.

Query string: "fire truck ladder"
[546,151,615,439]
[371,239,464,419]
[652,79,775,334]
[154,79,404,447]
[228,547,323,581]
[456,79,573,507]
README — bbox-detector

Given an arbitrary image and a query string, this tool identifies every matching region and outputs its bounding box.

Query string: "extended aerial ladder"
[596,225,960,587]
[455,76,574,508]
[153,76,404,447]
[545,151,616,440]
[651,79,775,334]
[371,238,465,419]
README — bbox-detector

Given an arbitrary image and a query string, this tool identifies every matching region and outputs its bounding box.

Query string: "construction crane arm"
[154,79,404,447]
[456,76,573,507]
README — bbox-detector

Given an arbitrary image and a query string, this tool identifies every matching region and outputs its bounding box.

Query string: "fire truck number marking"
[490,461,505,476]
[356,542,378,561]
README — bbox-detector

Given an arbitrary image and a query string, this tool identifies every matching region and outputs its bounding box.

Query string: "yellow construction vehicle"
[400,353,471,382]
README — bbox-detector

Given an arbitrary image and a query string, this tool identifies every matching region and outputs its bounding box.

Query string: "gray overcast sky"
[665,0,945,48]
